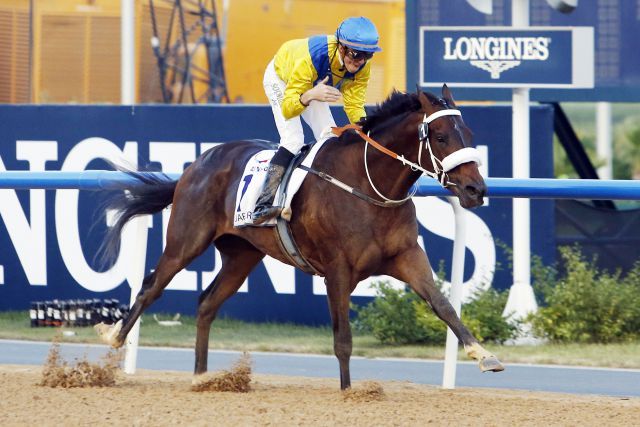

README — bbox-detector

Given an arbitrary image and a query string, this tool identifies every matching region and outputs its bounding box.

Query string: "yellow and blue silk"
[273,35,370,124]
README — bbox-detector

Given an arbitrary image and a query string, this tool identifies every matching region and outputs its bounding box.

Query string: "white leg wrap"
[94,319,123,347]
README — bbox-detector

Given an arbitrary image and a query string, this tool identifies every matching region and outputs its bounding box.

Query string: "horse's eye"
[436,135,446,144]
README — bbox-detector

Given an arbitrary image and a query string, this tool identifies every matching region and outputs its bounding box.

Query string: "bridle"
[332,108,482,204]
[417,109,482,187]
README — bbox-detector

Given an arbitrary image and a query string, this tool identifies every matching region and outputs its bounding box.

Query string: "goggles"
[344,47,374,61]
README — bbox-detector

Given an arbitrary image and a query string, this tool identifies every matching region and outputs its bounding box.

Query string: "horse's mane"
[358,90,421,134]
[337,89,452,145]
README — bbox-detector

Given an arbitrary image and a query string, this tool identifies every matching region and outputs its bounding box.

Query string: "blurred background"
[0,0,405,105]
[1,0,638,184]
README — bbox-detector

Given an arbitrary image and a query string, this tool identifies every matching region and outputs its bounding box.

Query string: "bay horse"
[95,85,504,389]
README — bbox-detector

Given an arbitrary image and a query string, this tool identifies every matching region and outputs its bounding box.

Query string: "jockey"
[252,16,382,224]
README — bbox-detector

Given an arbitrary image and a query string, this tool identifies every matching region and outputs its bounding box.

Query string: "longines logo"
[443,36,551,79]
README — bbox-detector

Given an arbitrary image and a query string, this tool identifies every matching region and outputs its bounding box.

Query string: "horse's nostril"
[466,184,486,199]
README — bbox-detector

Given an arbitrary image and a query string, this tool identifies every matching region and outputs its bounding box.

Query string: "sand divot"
[342,381,385,402]
[39,337,123,388]
[191,353,252,393]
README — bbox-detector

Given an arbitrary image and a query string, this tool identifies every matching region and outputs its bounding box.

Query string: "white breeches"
[263,59,336,155]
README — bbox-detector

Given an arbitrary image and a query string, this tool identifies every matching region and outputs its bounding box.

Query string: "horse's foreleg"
[387,245,504,373]
[194,245,264,376]
[325,269,355,390]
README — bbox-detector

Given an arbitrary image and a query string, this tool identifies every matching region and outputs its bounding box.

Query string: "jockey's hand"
[301,76,341,105]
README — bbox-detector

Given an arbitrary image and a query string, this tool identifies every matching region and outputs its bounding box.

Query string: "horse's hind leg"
[96,202,217,348]
[194,236,264,376]
[387,245,504,373]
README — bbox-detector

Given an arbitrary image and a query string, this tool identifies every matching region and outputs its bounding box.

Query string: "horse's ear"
[418,89,438,112]
[442,84,457,108]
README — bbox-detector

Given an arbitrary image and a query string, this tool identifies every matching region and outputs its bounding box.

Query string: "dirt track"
[0,364,639,426]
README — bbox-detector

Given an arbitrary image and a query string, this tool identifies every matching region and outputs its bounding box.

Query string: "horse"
[95,85,504,389]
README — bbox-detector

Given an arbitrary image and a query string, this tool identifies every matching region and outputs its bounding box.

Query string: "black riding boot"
[251,147,294,225]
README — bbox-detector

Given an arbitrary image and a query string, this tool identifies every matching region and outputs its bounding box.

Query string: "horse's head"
[416,85,486,208]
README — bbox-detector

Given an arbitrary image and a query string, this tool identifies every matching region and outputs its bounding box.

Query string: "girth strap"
[273,144,323,276]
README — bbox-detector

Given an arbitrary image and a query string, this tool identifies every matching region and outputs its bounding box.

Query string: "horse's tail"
[98,164,178,266]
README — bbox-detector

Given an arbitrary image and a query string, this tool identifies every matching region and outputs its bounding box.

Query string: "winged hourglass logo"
[470,60,521,79]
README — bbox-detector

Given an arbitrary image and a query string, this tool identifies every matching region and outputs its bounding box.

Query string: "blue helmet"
[336,17,382,53]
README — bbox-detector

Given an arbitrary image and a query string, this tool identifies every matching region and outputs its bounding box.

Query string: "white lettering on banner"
[200,251,220,292]
[477,145,489,206]
[444,36,551,79]
[477,145,489,180]
[263,256,296,294]
[149,142,198,291]
[57,138,139,292]
[0,141,57,285]
[1,138,495,301]
[444,36,550,61]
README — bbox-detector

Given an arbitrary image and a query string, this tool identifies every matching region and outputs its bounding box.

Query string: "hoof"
[94,319,124,348]
[479,355,504,372]
[465,343,504,372]
[191,373,208,386]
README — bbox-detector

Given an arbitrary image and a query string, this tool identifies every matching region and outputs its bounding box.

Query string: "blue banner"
[0,104,554,324]
[420,28,591,87]
[407,0,640,101]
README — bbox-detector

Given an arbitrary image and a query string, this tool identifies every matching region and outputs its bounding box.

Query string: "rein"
[297,164,412,207]
[330,109,481,205]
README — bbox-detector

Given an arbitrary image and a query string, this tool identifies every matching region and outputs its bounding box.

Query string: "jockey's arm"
[341,62,371,124]
[281,59,316,120]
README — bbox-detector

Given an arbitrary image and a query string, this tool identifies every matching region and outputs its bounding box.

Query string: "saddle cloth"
[233,137,330,227]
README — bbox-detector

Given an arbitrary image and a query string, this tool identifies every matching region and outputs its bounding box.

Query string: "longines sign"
[420,27,594,88]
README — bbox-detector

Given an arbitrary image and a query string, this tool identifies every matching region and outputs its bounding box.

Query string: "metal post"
[503,0,539,336]
[121,0,136,104]
[442,197,467,389]
[596,102,613,180]
[121,0,140,373]
[123,216,149,374]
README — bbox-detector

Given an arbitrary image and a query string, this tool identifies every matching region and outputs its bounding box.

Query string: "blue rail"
[0,171,180,190]
[0,171,639,200]
[418,177,640,200]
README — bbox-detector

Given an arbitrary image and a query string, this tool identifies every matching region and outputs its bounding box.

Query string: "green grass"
[2,311,639,369]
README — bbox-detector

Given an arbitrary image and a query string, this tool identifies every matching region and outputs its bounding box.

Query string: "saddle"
[233,139,328,275]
